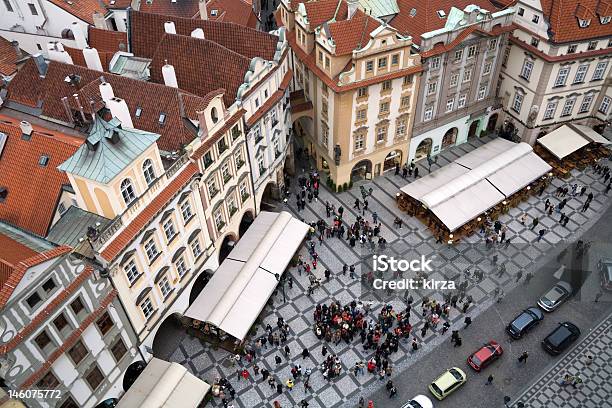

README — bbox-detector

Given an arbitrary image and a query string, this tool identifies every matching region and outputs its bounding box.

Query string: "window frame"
[120,179,136,205]
[142,159,156,185]
[554,67,570,87]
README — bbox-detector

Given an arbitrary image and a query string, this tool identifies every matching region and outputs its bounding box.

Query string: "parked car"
[537,281,573,312]
[428,367,466,400]
[542,322,581,355]
[506,307,544,339]
[400,395,434,408]
[467,341,504,371]
[598,258,612,291]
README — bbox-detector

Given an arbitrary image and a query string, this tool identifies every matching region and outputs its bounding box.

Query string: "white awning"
[488,152,552,196]
[116,358,210,408]
[571,124,611,145]
[537,125,590,159]
[454,137,516,169]
[185,211,309,340]
[400,163,468,201]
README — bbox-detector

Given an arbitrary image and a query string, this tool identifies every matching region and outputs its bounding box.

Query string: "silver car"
[537,281,572,312]
[401,395,434,408]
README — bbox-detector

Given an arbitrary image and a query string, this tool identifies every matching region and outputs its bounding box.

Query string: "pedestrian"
[580,186,587,196]
[581,201,590,212]
[524,272,533,284]
[273,401,281,408]
[530,217,539,230]
[359,397,366,408]
[464,316,472,328]
[262,368,269,380]
[389,385,397,398]
[286,379,294,391]
[324,269,331,281]
[414,167,419,178]
[268,377,276,389]
[454,336,462,347]
[322,345,328,356]
[518,351,529,364]
[515,271,523,282]
[241,368,249,380]
[354,199,360,209]
[302,348,310,359]
[520,213,528,225]
[276,383,283,394]
[275,355,282,365]
[284,345,290,357]
[486,374,494,385]
[537,228,546,242]
[594,292,603,302]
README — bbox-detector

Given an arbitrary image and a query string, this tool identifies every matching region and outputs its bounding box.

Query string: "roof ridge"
[159,32,253,64]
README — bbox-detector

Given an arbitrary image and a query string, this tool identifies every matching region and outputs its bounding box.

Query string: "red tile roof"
[0,37,20,77]
[302,0,352,28]
[539,0,612,43]
[392,0,503,44]
[149,33,251,106]
[0,234,39,291]
[328,14,381,55]
[100,162,199,261]
[47,0,106,25]
[5,59,208,152]
[205,0,259,28]
[129,10,278,61]
[88,27,128,53]
[420,23,514,57]
[64,45,115,71]
[18,289,117,389]
[139,0,200,18]
[0,246,72,308]
[246,69,292,126]
[0,264,94,354]
[509,33,612,62]
[0,120,82,237]
[103,0,132,8]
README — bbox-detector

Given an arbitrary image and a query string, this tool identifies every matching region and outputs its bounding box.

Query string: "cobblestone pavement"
[167,135,612,407]
[511,313,612,408]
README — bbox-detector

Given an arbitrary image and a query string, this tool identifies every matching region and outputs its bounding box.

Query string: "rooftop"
[47,0,107,25]
[58,116,160,184]
[204,0,258,28]
[0,37,24,77]
[138,0,200,18]
[540,0,612,43]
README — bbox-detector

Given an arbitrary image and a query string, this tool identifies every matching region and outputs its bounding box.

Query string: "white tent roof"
[185,211,309,340]
[537,125,590,159]
[401,140,551,231]
[117,358,210,408]
[571,124,611,145]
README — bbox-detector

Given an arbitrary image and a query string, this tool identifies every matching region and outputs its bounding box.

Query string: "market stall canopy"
[571,124,611,145]
[536,124,609,160]
[116,358,210,408]
[185,211,309,340]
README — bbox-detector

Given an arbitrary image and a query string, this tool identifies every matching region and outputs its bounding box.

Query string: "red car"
[467,341,503,371]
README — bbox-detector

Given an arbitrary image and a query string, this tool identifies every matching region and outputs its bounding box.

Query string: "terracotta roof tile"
[139,0,200,18]
[0,246,72,308]
[0,265,94,354]
[0,234,39,290]
[129,10,278,61]
[64,45,114,71]
[303,0,349,28]
[18,289,117,389]
[100,163,199,261]
[88,27,128,53]
[392,0,503,44]
[149,33,251,106]
[0,37,20,77]
[205,0,258,28]
[419,23,514,57]
[509,33,612,61]
[540,0,612,43]
[47,0,106,24]
[328,14,381,55]
[0,120,82,237]
[246,69,292,126]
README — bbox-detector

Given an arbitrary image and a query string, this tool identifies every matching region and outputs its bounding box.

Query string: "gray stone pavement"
[165,135,612,407]
[511,314,612,408]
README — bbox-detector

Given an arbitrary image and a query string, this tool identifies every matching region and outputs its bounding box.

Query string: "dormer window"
[211,9,218,16]
[601,16,611,24]
[39,155,49,167]
[158,112,166,125]
[568,44,578,53]
[121,179,136,205]
[211,107,219,123]
[142,159,155,185]
[532,15,539,23]
[579,18,590,27]
[437,10,446,19]
[135,107,142,118]
[409,8,416,17]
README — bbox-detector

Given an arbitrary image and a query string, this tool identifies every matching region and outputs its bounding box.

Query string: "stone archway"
[468,120,481,139]
[123,361,147,391]
[350,159,372,182]
[189,270,212,305]
[383,150,402,172]
[239,210,255,237]
[151,313,186,360]
[487,113,499,132]
[260,181,279,211]
[219,233,237,264]
[441,127,458,149]
[415,138,433,161]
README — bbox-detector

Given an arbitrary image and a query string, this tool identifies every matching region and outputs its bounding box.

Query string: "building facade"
[499,0,612,144]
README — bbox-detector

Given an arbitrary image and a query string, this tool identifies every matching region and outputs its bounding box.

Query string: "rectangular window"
[28,3,38,15]
[140,297,154,319]
[376,126,386,143]
[366,60,374,72]
[163,219,176,241]
[70,298,85,316]
[85,365,104,390]
[567,44,577,53]
[430,56,440,69]
[382,80,391,91]
[43,278,56,293]
[221,162,231,183]
[158,275,172,298]
[599,96,611,114]
[391,54,399,65]
[477,85,487,100]
[144,239,159,263]
[488,39,497,50]
[96,311,114,335]
[445,98,454,112]
[111,338,128,361]
[520,59,534,80]
[400,95,410,108]
[592,61,608,80]
[191,238,203,258]
[502,47,510,66]
[463,68,472,82]
[354,133,365,150]
[26,292,42,309]
[379,101,390,114]
[324,56,330,70]
[68,340,88,364]
[34,331,52,351]
[257,155,265,173]
[396,119,407,137]
[450,73,459,87]
[483,62,492,75]
[531,37,540,47]
[214,209,224,230]
[424,106,433,121]
[234,150,244,169]
[518,7,524,16]
[532,15,539,23]
[321,125,329,147]
[403,75,413,86]
[457,94,467,108]
[588,41,597,50]
[357,87,368,97]
[378,57,387,69]
[239,181,248,200]
[123,259,140,285]
[3,0,13,12]
[38,371,59,388]
[543,101,557,120]
[356,108,367,121]
[175,256,188,277]
[207,178,218,197]
[454,49,463,62]
[561,98,576,116]
[579,94,593,113]
[427,81,437,95]
[203,151,214,168]
[573,65,589,83]
[180,201,193,222]
[467,45,477,58]
[554,67,570,86]
[512,92,524,113]
[53,313,70,334]
[318,50,323,63]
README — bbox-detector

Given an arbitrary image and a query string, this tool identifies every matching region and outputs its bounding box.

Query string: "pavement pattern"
[166,135,612,407]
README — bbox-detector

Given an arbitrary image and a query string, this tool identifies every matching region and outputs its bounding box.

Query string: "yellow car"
[428,367,467,400]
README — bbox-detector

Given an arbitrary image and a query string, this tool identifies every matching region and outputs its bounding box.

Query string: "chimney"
[164,21,177,34]
[32,53,48,77]
[20,121,33,137]
[83,47,103,71]
[162,61,178,88]
[10,41,22,60]
[99,81,114,103]
[347,0,359,19]
[106,97,133,128]
[199,0,208,20]
[47,42,74,64]
[71,22,88,49]
[191,28,205,39]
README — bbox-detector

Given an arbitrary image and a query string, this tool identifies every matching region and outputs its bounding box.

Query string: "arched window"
[142,159,155,185]
[61,28,75,40]
[121,179,136,205]
[211,107,218,123]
